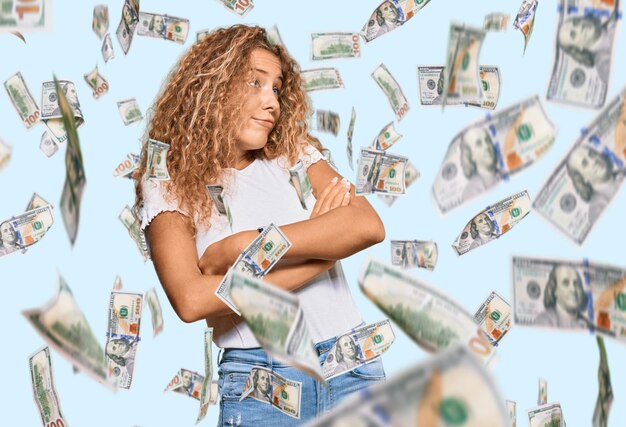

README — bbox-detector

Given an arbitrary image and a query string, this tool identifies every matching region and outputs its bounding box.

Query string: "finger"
[340,190,351,207]
[318,177,346,214]
[329,180,351,210]
[316,176,338,205]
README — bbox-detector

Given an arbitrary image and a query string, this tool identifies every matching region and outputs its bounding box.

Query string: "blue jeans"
[217,335,386,426]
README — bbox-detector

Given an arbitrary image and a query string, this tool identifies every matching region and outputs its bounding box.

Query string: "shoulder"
[140,180,191,232]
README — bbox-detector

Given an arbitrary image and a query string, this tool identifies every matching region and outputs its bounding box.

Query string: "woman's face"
[0,222,16,246]
[234,49,282,156]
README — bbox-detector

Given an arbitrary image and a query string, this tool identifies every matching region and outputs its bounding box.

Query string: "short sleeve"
[140,180,190,232]
[298,144,325,169]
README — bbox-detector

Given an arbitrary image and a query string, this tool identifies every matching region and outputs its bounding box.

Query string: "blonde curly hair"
[134,24,321,231]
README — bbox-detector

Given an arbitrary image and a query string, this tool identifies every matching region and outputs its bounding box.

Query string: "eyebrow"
[254,68,283,82]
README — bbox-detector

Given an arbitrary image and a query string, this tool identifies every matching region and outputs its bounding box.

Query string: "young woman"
[135,25,386,425]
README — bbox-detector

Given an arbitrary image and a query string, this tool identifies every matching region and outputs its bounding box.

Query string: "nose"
[261,87,279,113]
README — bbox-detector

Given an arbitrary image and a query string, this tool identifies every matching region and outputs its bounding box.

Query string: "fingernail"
[344,191,350,198]
[342,179,350,188]
[331,177,338,184]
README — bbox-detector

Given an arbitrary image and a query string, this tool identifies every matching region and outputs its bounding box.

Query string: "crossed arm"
[147,159,385,323]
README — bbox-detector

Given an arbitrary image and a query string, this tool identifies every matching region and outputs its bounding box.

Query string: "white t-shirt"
[141,144,362,348]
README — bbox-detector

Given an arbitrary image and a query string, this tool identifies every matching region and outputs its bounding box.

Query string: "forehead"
[249,49,282,77]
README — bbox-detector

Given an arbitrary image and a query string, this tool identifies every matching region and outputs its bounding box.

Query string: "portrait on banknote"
[331,335,360,376]
[250,369,271,403]
[0,221,19,256]
[458,126,501,201]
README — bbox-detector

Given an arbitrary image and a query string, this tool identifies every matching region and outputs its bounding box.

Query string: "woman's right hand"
[310,176,351,219]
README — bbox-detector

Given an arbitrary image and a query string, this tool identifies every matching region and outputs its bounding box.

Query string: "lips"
[252,118,275,129]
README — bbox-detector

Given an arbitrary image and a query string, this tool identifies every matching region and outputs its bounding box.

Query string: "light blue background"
[1,0,625,425]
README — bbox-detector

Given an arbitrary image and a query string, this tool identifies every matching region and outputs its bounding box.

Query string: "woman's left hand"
[198,230,258,275]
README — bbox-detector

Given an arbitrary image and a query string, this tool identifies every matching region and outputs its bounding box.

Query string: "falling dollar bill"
[288,160,313,209]
[309,346,508,426]
[215,223,291,315]
[39,131,58,158]
[23,274,109,386]
[593,336,613,427]
[322,320,395,380]
[484,12,510,31]
[0,204,54,257]
[113,153,140,179]
[538,378,548,405]
[196,328,214,424]
[311,32,360,60]
[301,68,344,92]
[117,98,143,125]
[528,402,566,427]
[240,367,302,418]
[513,0,538,53]
[0,137,12,171]
[92,4,109,39]
[106,290,143,389]
[119,205,150,261]
[207,185,227,216]
[547,0,619,109]
[534,86,626,244]
[433,95,555,214]
[266,24,283,47]
[512,256,626,340]
[41,79,84,145]
[146,138,170,180]
[4,72,40,128]
[216,0,254,17]
[473,291,512,347]
[371,63,409,121]
[84,66,109,99]
[116,0,140,55]
[0,0,51,31]
[29,346,68,427]
[145,287,163,337]
[165,369,204,400]
[360,0,433,43]
[358,258,495,363]
[370,121,402,151]
[418,65,500,110]
[310,109,340,136]
[390,239,438,271]
[230,272,324,382]
[507,400,517,427]
[346,107,356,170]
[356,148,408,196]
[136,12,189,44]
[443,22,486,107]
[101,33,115,62]
[452,190,531,255]
[377,160,420,206]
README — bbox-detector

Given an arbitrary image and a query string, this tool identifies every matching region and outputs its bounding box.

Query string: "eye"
[273,86,281,96]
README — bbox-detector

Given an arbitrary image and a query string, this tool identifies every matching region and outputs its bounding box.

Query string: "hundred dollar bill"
[474,291,512,347]
[484,12,510,31]
[145,287,163,337]
[377,160,420,206]
[207,185,227,216]
[310,109,340,135]
[288,160,313,209]
[308,346,508,427]
[196,328,214,423]
[4,72,40,128]
[512,256,626,340]
[216,0,254,17]
[29,346,67,427]
[507,400,517,427]
[443,22,486,107]
[547,0,619,109]
[302,68,344,92]
[230,272,324,381]
[371,121,402,151]
[146,139,170,180]
[40,131,58,158]
[240,367,302,418]
[0,137,12,171]
[106,290,143,389]
[136,12,189,44]
[119,205,150,261]
[216,223,291,315]
[165,368,204,398]
[101,33,115,63]
[390,239,438,271]
[593,336,613,427]
[452,190,531,255]
[23,274,109,386]
[418,65,501,110]
[0,204,54,257]
[311,32,360,60]
[92,5,109,39]
[346,107,356,170]
[0,0,51,31]
[513,0,538,53]
[322,320,395,380]
[116,0,140,55]
[371,63,409,121]
[358,258,495,363]
[538,377,548,405]
[117,98,143,125]
[113,153,140,179]
[433,95,555,214]
[84,66,109,99]
[41,80,84,145]
[534,87,626,244]
[266,24,283,47]
[356,148,408,196]
[360,0,433,43]
[528,402,565,427]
